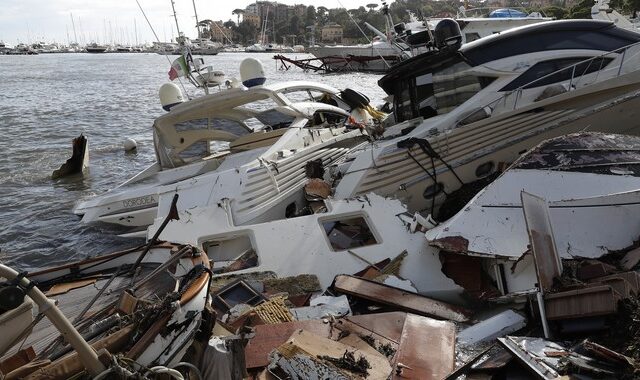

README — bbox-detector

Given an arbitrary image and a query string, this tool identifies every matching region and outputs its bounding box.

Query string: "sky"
[0,0,378,45]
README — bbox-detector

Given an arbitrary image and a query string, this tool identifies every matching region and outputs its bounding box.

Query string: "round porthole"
[423,183,444,199]
[475,161,494,178]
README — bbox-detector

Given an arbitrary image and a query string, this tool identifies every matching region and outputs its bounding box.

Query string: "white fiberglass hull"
[335,70,640,215]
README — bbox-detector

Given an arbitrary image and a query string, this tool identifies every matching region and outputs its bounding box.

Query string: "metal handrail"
[459,40,640,122]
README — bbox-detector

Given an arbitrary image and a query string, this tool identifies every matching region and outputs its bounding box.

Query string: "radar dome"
[159,82,184,111]
[434,19,462,50]
[240,58,266,88]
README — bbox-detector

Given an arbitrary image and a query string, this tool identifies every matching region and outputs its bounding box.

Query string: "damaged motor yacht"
[332,20,640,219]
[73,69,373,235]
[426,132,640,296]
[147,192,466,303]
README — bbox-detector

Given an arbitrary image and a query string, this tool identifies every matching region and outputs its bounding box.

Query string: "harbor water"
[0,52,387,270]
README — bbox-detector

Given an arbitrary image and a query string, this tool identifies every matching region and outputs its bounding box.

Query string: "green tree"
[542,5,567,18]
[306,5,317,25]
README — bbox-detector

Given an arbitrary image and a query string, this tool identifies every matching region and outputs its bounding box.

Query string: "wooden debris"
[544,285,620,320]
[333,275,471,322]
[45,279,96,296]
[252,296,293,324]
[391,314,456,380]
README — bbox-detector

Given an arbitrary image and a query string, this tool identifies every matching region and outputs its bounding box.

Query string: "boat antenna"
[134,0,191,98]
[336,0,391,69]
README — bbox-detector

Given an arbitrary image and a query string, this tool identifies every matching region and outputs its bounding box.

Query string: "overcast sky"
[0,0,379,45]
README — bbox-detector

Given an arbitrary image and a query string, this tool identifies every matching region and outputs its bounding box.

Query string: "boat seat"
[229,129,288,153]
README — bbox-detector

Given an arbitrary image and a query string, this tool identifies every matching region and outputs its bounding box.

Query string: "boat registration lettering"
[123,195,156,208]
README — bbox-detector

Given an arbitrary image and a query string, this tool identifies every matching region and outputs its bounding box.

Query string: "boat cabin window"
[307,111,348,127]
[255,109,296,129]
[463,27,640,65]
[202,234,258,273]
[500,56,614,91]
[321,215,379,251]
[395,61,489,122]
[465,33,481,42]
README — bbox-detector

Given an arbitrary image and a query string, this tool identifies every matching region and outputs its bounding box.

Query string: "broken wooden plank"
[245,320,332,370]
[333,275,470,322]
[588,271,640,295]
[284,329,392,380]
[391,314,456,379]
[45,279,97,296]
[544,285,620,320]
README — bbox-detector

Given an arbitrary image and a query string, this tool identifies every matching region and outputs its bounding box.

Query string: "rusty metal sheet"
[331,312,406,353]
[521,191,562,292]
[333,275,471,322]
[244,320,332,370]
[544,285,619,320]
[391,313,456,379]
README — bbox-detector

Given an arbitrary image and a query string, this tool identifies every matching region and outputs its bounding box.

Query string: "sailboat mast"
[191,0,200,38]
[170,0,182,38]
[70,13,78,43]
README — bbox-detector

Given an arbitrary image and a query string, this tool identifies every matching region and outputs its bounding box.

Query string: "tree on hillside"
[306,5,317,25]
[232,9,245,25]
[366,3,378,12]
[317,6,329,25]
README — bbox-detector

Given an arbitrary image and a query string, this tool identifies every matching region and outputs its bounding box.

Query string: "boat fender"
[159,82,184,111]
[240,58,266,88]
[340,88,370,109]
[123,138,137,152]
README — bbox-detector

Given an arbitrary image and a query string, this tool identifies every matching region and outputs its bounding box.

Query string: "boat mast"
[191,0,201,38]
[170,0,182,39]
[70,13,78,44]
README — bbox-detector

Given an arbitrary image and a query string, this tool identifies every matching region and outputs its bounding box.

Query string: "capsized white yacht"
[73,65,372,234]
[331,19,640,220]
[308,4,551,73]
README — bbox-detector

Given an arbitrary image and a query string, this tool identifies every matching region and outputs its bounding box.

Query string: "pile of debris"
[203,270,470,379]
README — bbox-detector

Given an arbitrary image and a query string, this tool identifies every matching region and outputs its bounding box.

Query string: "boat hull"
[336,72,640,214]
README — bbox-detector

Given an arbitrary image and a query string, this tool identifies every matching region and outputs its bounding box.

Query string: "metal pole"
[537,290,552,339]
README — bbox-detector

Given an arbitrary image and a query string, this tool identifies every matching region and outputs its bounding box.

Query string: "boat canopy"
[488,8,528,18]
[152,82,349,168]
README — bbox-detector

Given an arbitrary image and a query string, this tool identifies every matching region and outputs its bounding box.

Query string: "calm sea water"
[0,52,386,271]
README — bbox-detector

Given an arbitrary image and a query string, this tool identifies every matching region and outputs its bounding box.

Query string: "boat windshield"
[154,107,296,169]
[394,60,486,122]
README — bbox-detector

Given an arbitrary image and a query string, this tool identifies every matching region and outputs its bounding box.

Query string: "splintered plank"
[245,320,332,370]
[283,329,392,380]
[391,314,456,380]
[333,275,470,322]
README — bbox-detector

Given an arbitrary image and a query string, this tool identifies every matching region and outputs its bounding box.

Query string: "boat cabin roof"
[513,132,640,176]
[379,20,640,94]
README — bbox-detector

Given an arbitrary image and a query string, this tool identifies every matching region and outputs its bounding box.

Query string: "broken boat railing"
[459,40,640,125]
